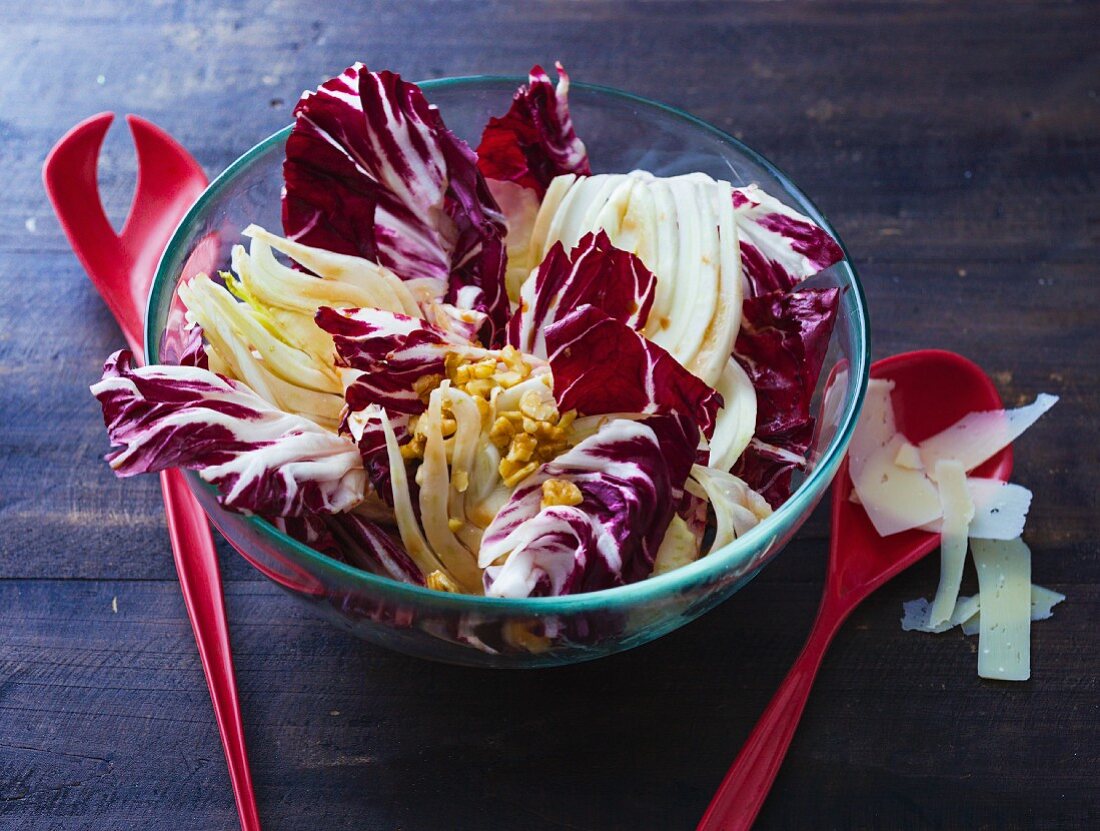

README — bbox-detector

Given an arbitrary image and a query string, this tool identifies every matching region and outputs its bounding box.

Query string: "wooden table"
[2,2,1097,828]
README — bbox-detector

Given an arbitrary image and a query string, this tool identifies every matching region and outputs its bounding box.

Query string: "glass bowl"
[147,76,869,668]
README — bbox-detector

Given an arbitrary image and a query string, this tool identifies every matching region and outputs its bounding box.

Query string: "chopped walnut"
[489,416,515,448]
[541,478,583,509]
[507,432,537,463]
[519,389,556,421]
[499,458,539,488]
[400,349,577,493]
[412,373,443,403]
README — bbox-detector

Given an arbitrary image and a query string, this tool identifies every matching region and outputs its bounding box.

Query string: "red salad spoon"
[44,113,261,831]
[697,349,1012,830]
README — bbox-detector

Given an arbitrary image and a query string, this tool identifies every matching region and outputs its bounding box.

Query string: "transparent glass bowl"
[147,77,869,668]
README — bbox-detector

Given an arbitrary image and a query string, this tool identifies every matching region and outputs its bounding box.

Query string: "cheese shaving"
[848,378,897,479]
[958,584,1065,636]
[972,536,1032,681]
[919,479,1033,540]
[959,611,980,637]
[851,390,1055,538]
[927,459,975,626]
[851,434,943,536]
[919,393,1059,479]
[901,593,980,633]
[1030,584,1066,620]
[893,441,923,470]
[851,376,1062,680]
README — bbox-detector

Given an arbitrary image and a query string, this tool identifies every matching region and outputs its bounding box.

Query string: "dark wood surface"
[2,1,1098,828]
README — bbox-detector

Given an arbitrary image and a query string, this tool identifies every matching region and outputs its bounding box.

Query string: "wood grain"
[1,1,1098,828]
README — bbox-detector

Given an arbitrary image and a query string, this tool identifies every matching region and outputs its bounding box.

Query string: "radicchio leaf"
[729,437,811,511]
[284,65,442,277]
[283,63,510,343]
[315,306,486,416]
[326,512,424,585]
[507,231,657,356]
[344,404,411,506]
[437,127,512,344]
[479,414,697,597]
[91,351,365,516]
[271,511,422,586]
[545,305,723,437]
[732,287,840,505]
[733,185,844,297]
[178,324,209,369]
[476,62,590,197]
[270,513,339,553]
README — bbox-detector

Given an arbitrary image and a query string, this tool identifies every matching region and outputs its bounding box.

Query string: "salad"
[92,62,845,599]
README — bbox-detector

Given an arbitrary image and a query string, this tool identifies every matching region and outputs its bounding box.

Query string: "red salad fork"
[697,350,1012,830]
[44,113,260,831]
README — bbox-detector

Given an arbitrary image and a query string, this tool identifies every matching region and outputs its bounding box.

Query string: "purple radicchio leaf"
[731,287,840,505]
[476,62,590,197]
[437,121,512,346]
[269,513,340,554]
[325,512,424,585]
[90,351,366,516]
[343,404,412,507]
[732,185,844,297]
[507,230,657,357]
[177,324,209,369]
[315,306,486,417]
[544,305,723,438]
[421,300,489,345]
[479,413,698,597]
[315,306,488,510]
[729,435,814,510]
[270,502,422,585]
[283,63,510,343]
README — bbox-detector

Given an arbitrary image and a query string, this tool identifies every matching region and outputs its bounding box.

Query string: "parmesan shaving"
[850,434,943,536]
[967,480,1033,540]
[972,536,1032,681]
[893,441,923,470]
[958,584,1065,636]
[951,594,982,630]
[847,378,897,478]
[927,459,975,626]
[919,393,1059,479]
[851,390,1056,538]
[919,479,1033,540]
[1030,584,1066,620]
[901,593,980,633]
[959,610,981,638]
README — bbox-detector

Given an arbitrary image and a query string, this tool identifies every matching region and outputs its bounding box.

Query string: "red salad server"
[44,113,260,831]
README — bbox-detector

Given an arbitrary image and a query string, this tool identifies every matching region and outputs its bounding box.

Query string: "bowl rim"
[148,74,869,613]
